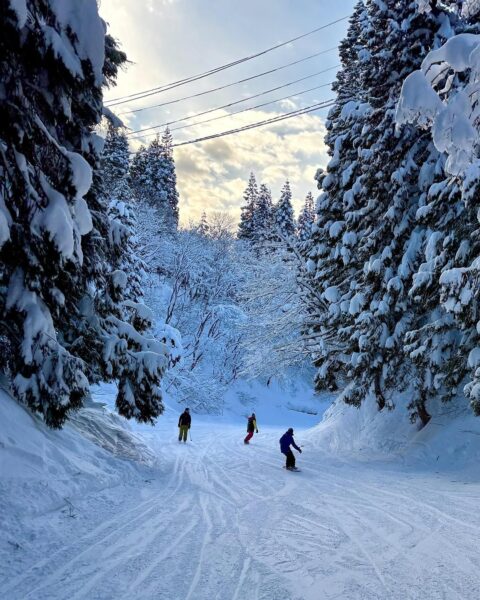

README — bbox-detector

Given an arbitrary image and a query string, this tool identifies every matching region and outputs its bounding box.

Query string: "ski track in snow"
[2,424,480,600]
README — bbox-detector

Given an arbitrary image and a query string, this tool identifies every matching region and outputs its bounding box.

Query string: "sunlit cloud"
[170,108,329,224]
[98,0,349,225]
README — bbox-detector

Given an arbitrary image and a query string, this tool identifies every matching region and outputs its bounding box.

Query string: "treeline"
[0,1,179,427]
[302,0,480,425]
[237,174,315,245]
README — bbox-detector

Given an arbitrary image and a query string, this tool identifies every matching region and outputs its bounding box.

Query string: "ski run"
[2,386,480,600]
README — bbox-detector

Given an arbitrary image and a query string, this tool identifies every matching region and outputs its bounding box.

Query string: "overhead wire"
[127,81,334,139]
[129,84,334,141]
[109,47,338,109]
[170,99,335,148]
[119,64,340,116]
[105,15,348,105]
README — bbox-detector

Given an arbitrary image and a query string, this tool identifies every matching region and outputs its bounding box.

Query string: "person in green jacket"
[178,408,191,442]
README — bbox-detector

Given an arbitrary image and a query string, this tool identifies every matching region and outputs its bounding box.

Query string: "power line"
[105,16,348,105]
[119,64,340,116]
[115,52,338,113]
[127,80,334,137]
[171,99,335,148]
[108,46,337,109]
[128,82,334,141]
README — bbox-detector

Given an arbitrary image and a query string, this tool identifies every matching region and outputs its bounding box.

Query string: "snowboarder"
[178,408,191,443]
[279,428,302,470]
[244,413,258,444]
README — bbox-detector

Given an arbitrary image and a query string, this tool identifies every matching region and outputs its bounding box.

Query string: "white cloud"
[99,0,336,225]
[170,108,329,224]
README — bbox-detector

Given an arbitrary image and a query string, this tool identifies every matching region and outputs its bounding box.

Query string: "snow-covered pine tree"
[131,128,179,234]
[197,212,210,237]
[275,180,296,239]
[130,144,148,189]
[107,180,145,305]
[101,120,130,191]
[237,174,257,241]
[238,172,258,241]
[397,7,480,418]
[252,184,274,246]
[100,121,144,303]
[0,0,171,427]
[297,192,315,243]
[337,0,463,417]
[306,0,463,420]
[304,1,370,394]
[158,127,180,229]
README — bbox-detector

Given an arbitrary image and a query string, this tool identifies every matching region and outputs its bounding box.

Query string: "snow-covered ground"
[2,384,480,600]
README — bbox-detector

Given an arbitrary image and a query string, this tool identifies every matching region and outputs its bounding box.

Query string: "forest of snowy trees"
[0,0,175,428]
[1,0,480,433]
[304,0,480,426]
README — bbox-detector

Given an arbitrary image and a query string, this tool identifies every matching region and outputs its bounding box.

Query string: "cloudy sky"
[98,0,356,225]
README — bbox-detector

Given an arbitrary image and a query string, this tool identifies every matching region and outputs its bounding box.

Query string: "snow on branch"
[397,33,480,177]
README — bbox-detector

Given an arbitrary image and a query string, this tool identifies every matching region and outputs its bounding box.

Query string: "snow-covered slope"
[0,388,156,585]
[2,388,480,600]
[306,392,480,473]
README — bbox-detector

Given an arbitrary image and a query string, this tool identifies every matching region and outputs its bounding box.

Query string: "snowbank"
[306,391,480,472]
[0,388,156,570]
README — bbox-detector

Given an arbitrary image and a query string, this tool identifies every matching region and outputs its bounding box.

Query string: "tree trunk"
[416,398,431,428]
[374,373,386,411]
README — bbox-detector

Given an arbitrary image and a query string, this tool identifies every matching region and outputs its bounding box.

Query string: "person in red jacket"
[244,413,258,444]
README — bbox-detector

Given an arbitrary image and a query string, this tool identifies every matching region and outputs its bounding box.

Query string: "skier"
[178,408,191,443]
[279,428,302,470]
[244,413,258,444]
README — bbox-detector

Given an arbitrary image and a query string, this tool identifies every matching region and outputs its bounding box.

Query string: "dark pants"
[283,450,295,469]
[244,431,254,443]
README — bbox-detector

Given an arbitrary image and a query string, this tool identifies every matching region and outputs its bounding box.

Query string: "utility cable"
[127,81,334,139]
[128,83,334,141]
[105,16,348,105]
[171,99,335,147]
[108,46,337,108]
[119,64,339,116]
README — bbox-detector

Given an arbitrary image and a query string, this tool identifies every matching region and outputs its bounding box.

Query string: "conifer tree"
[252,184,274,245]
[100,121,144,303]
[101,121,130,191]
[304,1,370,393]
[0,0,171,427]
[159,127,180,229]
[197,212,210,237]
[131,128,179,233]
[130,144,148,189]
[275,180,296,239]
[238,173,258,241]
[305,0,464,421]
[396,3,480,419]
[297,192,315,243]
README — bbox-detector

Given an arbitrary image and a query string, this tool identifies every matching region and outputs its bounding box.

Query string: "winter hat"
[287,428,293,434]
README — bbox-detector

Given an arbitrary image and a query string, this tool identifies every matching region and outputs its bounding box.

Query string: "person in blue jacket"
[279,428,302,470]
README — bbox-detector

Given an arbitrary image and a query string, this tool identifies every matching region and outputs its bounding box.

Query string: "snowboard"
[283,466,301,472]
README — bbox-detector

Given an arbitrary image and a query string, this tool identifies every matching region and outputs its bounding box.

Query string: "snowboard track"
[2,425,480,600]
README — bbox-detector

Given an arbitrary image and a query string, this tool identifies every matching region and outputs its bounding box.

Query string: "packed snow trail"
[2,422,480,600]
